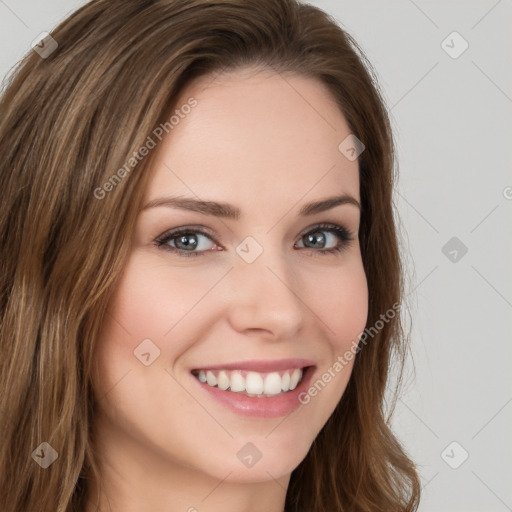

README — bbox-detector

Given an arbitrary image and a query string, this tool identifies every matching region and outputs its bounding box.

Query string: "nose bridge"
[227,237,305,337]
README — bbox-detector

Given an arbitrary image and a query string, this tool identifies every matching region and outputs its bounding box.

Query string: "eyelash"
[154,223,355,259]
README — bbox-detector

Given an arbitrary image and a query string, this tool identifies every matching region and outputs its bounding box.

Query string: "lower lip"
[191,366,315,418]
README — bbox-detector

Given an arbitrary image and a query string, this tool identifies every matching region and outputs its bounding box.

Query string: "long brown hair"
[0,0,420,510]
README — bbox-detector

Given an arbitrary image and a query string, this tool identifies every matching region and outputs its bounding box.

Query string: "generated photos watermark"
[298,301,401,405]
[93,97,197,200]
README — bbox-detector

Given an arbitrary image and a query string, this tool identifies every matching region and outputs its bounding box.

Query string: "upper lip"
[191,358,315,373]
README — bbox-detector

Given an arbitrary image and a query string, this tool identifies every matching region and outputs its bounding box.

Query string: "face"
[91,67,368,491]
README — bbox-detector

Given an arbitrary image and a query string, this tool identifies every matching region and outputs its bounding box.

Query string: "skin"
[87,66,369,512]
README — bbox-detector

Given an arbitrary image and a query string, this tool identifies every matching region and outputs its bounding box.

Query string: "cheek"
[91,255,178,395]
[107,257,197,339]
[91,252,227,397]
[100,253,223,363]
[312,257,369,350]
[300,257,368,411]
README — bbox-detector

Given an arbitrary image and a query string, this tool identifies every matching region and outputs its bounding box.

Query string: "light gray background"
[1,1,511,510]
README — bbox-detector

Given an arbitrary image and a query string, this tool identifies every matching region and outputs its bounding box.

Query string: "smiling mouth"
[191,367,311,398]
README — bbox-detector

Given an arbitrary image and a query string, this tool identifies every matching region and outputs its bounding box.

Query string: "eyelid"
[155,224,222,246]
[298,221,352,237]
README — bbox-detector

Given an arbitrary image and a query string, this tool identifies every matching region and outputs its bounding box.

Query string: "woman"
[0,0,421,510]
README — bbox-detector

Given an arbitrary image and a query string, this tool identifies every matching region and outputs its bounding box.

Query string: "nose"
[225,246,305,340]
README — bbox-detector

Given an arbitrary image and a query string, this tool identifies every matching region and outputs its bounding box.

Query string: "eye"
[295,223,354,256]
[154,223,355,258]
[155,226,219,257]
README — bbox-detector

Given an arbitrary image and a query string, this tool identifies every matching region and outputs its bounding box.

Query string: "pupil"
[177,234,197,250]
[307,232,325,248]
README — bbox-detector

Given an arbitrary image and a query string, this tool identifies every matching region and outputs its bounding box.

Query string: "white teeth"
[246,372,264,394]
[281,372,290,392]
[217,370,230,391]
[194,367,306,396]
[206,370,217,387]
[230,371,245,392]
[289,368,302,390]
[264,372,283,396]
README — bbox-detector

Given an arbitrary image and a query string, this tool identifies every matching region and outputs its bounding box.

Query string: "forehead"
[143,67,360,211]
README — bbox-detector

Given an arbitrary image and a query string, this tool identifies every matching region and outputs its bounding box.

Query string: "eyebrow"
[141,193,361,219]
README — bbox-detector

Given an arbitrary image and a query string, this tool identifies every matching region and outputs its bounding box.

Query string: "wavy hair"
[0,0,420,510]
